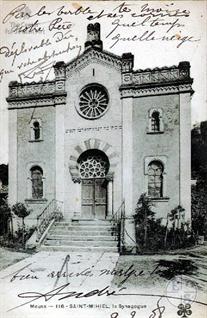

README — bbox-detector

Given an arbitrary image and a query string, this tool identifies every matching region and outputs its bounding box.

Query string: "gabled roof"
[65,47,123,75]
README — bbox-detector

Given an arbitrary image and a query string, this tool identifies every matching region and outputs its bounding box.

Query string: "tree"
[12,203,30,247]
[0,199,12,236]
[168,205,185,247]
[191,122,207,238]
[134,193,155,248]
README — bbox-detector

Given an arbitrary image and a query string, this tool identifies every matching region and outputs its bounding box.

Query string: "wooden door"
[81,178,107,219]
[94,178,107,219]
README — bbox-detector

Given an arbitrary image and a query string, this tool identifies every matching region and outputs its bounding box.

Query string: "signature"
[8,282,118,311]
[9,286,207,314]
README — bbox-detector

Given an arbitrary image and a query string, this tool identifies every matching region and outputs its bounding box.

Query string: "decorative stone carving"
[68,138,119,183]
[66,48,122,77]
[121,61,192,89]
[8,81,56,98]
[54,61,66,76]
[120,83,193,98]
[106,172,114,182]
[72,176,81,184]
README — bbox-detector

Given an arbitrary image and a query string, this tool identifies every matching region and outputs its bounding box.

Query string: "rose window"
[79,155,109,178]
[78,84,109,119]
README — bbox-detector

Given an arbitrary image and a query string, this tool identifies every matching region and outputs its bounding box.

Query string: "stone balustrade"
[122,62,191,86]
[8,81,57,98]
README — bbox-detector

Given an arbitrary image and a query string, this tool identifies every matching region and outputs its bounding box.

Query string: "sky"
[0,0,206,164]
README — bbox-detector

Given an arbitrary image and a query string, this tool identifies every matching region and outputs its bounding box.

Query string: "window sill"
[146,131,164,135]
[29,139,44,143]
[25,198,47,204]
[150,197,169,202]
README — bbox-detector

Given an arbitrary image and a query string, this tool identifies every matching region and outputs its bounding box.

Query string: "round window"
[78,150,109,179]
[78,84,109,119]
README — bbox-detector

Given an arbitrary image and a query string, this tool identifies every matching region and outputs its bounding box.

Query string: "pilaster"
[179,92,191,223]
[122,96,136,252]
[8,109,17,205]
[55,104,65,211]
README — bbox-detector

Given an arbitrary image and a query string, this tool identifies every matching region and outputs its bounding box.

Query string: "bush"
[134,194,195,253]
[0,200,12,236]
[12,202,31,248]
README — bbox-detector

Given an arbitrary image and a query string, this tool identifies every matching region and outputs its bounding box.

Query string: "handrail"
[112,200,125,224]
[36,199,63,241]
[120,201,125,253]
[111,200,125,253]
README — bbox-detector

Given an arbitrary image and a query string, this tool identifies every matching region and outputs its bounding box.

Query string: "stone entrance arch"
[68,138,119,219]
[69,138,119,182]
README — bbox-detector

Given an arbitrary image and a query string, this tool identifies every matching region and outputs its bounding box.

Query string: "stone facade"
[7,23,193,250]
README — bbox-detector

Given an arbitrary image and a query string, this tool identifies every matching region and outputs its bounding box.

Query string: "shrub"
[12,202,31,248]
[134,194,195,253]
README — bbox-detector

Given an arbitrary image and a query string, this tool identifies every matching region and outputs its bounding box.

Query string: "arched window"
[148,109,164,133]
[151,111,160,132]
[78,149,109,179]
[33,121,40,140]
[148,161,163,198]
[31,166,43,199]
[30,119,42,141]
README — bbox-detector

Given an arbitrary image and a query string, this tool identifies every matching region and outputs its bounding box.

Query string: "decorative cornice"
[7,94,67,109]
[66,48,122,77]
[7,76,67,108]
[121,61,193,90]
[120,84,194,98]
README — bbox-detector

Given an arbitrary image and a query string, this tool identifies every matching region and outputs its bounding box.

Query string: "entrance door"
[82,178,107,219]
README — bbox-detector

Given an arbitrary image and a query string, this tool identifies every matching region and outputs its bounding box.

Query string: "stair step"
[47,234,117,241]
[42,218,118,253]
[48,230,116,237]
[40,245,118,253]
[50,230,116,236]
[71,219,113,225]
[53,224,114,230]
[44,239,117,247]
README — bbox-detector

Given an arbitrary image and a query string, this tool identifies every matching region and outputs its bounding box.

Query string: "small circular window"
[78,84,109,119]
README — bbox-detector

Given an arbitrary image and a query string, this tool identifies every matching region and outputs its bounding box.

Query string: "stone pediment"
[65,47,122,77]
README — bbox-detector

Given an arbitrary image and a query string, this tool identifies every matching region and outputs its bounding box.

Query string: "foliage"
[12,202,31,248]
[12,202,30,219]
[191,122,207,237]
[134,193,156,248]
[192,183,207,236]
[134,194,195,253]
[0,164,8,185]
[0,200,12,236]
[0,223,35,250]
[14,223,35,245]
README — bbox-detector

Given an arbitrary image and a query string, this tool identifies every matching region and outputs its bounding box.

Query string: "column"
[73,177,82,218]
[106,174,113,218]
[122,96,136,253]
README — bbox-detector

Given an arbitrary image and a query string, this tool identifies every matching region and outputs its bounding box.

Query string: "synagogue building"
[7,23,193,252]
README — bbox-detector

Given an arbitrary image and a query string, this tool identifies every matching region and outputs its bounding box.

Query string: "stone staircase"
[41,219,119,253]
